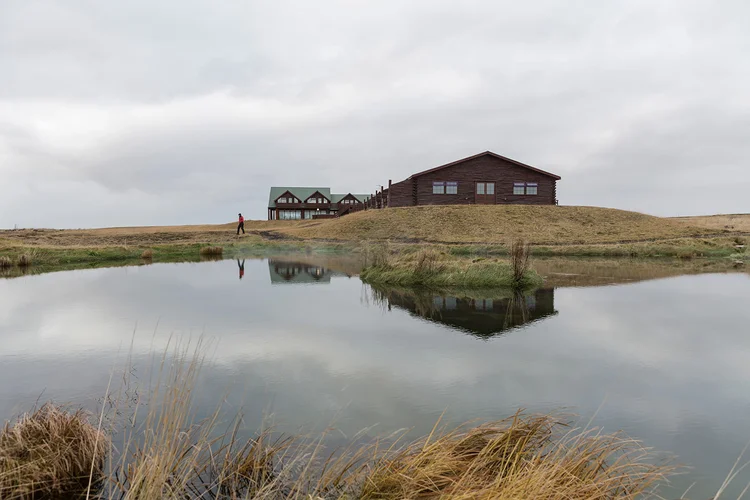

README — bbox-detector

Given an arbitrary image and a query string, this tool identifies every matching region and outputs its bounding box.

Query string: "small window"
[486,182,495,195]
[526,183,538,195]
[446,181,458,194]
[476,183,485,195]
[433,182,445,194]
[513,183,525,195]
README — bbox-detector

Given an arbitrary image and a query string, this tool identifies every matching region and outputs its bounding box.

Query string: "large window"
[446,181,458,194]
[513,182,538,195]
[433,182,445,194]
[279,210,302,220]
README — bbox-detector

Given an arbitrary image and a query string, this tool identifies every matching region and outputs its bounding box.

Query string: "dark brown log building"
[372,151,560,209]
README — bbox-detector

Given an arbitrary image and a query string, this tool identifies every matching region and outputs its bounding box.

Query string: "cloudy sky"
[1,0,748,228]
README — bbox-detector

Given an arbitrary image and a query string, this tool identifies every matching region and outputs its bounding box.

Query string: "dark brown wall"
[390,155,557,207]
[388,178,416,207]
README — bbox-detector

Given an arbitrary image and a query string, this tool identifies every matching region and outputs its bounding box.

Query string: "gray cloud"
[1,0,749,227]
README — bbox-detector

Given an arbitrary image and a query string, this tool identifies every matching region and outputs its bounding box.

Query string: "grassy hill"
[278,205,713,245]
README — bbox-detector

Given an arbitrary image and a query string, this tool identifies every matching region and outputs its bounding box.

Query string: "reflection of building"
[268,259,346,284]
[376,288,558,339]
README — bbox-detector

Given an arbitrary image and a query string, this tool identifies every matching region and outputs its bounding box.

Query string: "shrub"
[199,246,223,256]
[16,254,31,267]
[141,249,153,260]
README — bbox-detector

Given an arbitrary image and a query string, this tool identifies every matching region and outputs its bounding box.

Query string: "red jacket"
[239,216,244,223]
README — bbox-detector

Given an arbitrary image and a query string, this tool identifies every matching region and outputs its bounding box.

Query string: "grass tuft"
[16,254,31,267]
[0,256,11,269]
[0,403,108,499]
[199,246,223,257]
[361,243,542,288]
[140,249,153,260]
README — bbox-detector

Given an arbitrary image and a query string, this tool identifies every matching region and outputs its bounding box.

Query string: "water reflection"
[370,287,558,339]
[268,258,348,284]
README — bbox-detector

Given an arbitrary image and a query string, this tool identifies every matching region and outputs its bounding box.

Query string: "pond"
[1,256,749,498]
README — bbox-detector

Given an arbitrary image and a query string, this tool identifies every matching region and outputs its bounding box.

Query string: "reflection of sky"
[1,260,750,497]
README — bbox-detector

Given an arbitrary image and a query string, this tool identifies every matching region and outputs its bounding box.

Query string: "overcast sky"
[1,0,748,227]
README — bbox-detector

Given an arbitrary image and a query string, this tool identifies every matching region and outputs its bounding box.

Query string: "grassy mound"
[280,205,710,244]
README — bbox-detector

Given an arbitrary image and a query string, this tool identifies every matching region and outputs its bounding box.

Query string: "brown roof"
[407,151,562,180]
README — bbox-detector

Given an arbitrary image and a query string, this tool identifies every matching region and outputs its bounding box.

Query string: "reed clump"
[16,254,31,268]
[509,239,532,286]
[140,249,153,260]
[199,246,224,257]
[0,256,11,269]
[358,414,670,499]
[0,404,108,499]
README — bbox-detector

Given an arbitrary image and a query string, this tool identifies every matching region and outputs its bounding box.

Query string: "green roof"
[331,193,371,203]
[268,187,331,208]
[269,188,371,208]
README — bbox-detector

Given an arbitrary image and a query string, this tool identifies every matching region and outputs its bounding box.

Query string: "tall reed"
[0,256,11,269]
[509,239,531,287]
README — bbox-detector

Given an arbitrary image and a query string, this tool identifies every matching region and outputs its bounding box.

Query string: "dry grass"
[199,246,223,256]
[0,220,305,248]
[0,404,108,499]
[140,249,153,260]
[16,254,31,267]
[359,414,670,500]
[280,206,715,245]
[509,240,531,286]
[673,214,750,233]
[0,256,11,269]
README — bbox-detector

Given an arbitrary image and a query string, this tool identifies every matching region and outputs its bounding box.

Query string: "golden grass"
[280,206,713,244]
[0,220,306,248]
[16,254,31,267]
[0,404,108,499]
[0,256,11,269]
[140,249,153,259]
[359,414,670,500]
[199,246,223,256]
[674,214,750,233]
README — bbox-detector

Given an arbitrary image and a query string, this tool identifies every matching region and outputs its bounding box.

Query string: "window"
[279,210,301,220]
[513,182,538,195]
[433,182,445,194]
[476,182,494,195]
[278,195,299,204]
[446,181,458,194]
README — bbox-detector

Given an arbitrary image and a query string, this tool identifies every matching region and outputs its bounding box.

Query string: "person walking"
[237,213,245,235]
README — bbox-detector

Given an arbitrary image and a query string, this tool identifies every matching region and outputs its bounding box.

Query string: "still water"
[1,257,749,497]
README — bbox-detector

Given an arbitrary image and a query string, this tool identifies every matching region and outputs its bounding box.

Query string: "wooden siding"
[390,155,556,207]
[389,179,416,207]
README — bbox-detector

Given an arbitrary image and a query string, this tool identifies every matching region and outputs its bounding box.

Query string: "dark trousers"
[237,222,245,234]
